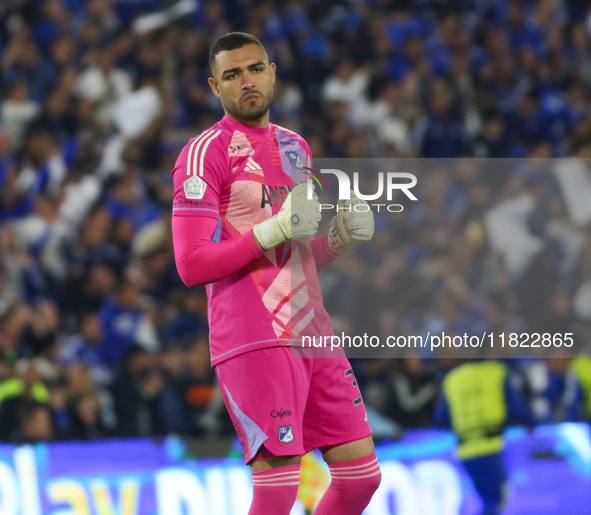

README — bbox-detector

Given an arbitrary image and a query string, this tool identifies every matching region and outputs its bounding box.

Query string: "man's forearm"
[172,216,264,288]
[311,234,340,273]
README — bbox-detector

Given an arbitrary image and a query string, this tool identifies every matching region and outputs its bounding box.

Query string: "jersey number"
[345,368,363,406]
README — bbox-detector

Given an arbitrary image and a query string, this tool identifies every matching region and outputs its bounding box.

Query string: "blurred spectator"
[521,357,583,424]
[0,82,40,149]
[97,281,159,367]
[68,392,108,440]
[2,34,56,102]
[569,355,591,421]
[16,401,54,443]
[47,379,70,439]
[435,360,534,515]
[75,45,132,122]
[177,335,217,436]
[58,313,111,389]
[0,360,50,440]
[322,60,369,107]
[161,289,208,345]
[388,358,438,427]
[364,358,437,428]
[416,84,467,157]
[32,88,78,143]
[111,345,179,437]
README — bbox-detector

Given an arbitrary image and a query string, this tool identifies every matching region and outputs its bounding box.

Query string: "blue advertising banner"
[0,423,589,515]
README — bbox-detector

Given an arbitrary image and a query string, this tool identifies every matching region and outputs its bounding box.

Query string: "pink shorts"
[215,347,372,463]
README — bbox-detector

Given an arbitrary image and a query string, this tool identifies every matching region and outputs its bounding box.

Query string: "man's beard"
[222,88,273,121]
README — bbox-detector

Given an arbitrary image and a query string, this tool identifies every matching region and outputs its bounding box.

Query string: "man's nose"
[241,79,256,89]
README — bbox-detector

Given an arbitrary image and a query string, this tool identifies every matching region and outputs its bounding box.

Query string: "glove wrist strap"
[328,218,347,254]
[253,216,286,252]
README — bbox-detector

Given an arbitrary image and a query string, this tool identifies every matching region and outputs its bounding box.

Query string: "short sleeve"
[299,137,313,168]
[172,130,227,219]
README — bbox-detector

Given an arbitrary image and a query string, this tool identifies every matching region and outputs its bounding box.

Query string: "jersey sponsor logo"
[261,184,291,207]
[174,199,217,208]
[228,130,253,156]
[271,408,292,419]
[229,142,252,154]
[275,138,296,146]
[277,425,294,444]
[244,157,263,172]
[184,175,207,199]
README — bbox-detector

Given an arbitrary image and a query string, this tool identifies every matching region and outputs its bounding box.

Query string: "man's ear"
[208,77,220,98]
[270,62,276,85]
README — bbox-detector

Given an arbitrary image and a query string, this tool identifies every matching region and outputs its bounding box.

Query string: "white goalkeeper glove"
[328,190,375,254]
[253,183,322,252]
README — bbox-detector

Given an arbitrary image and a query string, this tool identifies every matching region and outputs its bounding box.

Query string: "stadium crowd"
[0,0,590,443]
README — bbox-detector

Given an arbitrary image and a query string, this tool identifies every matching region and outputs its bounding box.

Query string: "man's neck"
[225,111,269,128]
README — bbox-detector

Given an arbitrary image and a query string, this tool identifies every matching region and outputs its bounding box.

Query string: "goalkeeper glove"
[253,183,322,252]
[328,190,375,254]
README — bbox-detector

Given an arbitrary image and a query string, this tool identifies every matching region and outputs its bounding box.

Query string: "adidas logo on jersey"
[244,157,262,172]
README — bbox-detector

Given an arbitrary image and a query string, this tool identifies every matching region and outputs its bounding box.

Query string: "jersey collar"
[221,115,273,139]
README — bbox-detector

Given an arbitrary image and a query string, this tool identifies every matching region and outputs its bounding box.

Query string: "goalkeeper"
[171,32,380,514]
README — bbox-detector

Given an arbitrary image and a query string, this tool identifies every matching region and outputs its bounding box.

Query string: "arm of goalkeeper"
[327,190,375,254]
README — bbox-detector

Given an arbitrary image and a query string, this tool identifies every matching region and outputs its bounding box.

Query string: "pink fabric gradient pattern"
[249,464,300,515]
[171,115,339,366]
[314,452,382,515]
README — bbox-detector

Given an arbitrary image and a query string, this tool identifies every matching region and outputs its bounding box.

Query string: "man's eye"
[254,68,263,73]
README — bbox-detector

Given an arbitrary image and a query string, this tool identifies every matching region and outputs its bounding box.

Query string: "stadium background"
[0,0,590,514]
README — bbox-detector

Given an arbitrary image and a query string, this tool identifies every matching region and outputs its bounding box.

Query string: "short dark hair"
[209,32,266,73]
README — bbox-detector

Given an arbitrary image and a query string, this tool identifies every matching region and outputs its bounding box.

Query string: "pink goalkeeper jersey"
[172,116,334,366]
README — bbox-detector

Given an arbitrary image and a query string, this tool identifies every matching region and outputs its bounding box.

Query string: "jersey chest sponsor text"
[261,184,292,208]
